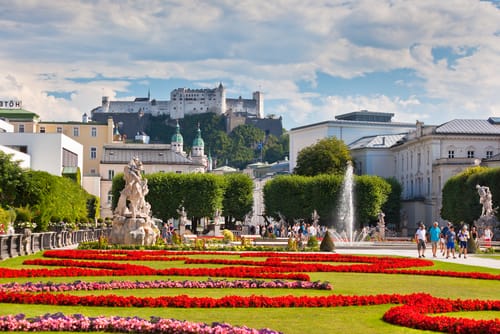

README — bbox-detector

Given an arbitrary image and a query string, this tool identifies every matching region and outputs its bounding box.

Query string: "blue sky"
[0,0,499,130]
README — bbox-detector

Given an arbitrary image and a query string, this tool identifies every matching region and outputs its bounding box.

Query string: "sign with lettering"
[0,100,22,109]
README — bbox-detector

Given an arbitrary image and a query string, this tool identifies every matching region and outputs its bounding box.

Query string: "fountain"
[330,161,355,245]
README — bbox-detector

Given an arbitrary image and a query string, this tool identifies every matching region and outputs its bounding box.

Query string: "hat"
[433,222,438,226]
[447,222,452,226]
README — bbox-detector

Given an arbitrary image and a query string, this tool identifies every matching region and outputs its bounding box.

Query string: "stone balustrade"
[0,228,111,260]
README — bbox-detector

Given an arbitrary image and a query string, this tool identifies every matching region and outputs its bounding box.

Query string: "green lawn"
[0,251,498,334]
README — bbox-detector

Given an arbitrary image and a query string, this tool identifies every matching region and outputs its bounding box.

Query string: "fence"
[0,228,111,260]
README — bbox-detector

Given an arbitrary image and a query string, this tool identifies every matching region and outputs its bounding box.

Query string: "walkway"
[335,247,500,270]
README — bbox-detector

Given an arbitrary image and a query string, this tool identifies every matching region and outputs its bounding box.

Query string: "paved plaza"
[335,247,499,269]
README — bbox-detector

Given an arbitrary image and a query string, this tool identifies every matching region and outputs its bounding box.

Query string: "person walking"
[440,222,451,256]
[446,225,457,259]
[415,222,427,258]
[483,226,493,249]
[429,222,441,258]
[457,225,470,258]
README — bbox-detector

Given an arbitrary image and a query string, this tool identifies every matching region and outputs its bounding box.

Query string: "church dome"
[171,122,183,143]
[192,126,204,147]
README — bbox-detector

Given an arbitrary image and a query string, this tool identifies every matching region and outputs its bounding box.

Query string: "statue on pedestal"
[311,210,320,226]
[475,184,499,243]
[377,211,386,240]
[110,157,159,246]
[476,184,494,217]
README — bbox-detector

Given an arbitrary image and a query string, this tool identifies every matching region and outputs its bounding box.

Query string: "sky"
[0,0,499,131]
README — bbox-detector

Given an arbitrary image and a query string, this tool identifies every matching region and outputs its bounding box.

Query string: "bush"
[171,232,182,245]
[222,229,234,243]
[287,237,298,251]
[320,231,335,252]
[15,206,33,223]
[241,237,252,248]
[307,236,319,248]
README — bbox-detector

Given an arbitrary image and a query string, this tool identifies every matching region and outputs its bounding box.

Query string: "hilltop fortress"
[91,83,264,120]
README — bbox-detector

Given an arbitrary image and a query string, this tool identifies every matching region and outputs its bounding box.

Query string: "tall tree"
[0,151,26,207]
[294,137,351,176]
[222,174,253,229]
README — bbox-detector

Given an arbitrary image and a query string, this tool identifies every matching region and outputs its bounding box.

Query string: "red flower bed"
[0,290,418,308]
[383,294,500,333]
[1,250,499,333]
[6,250,500,280]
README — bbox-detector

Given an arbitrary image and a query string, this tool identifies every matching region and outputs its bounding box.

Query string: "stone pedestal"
[110,215,158,246]
[179,224,186,235]
[213,224,221,236]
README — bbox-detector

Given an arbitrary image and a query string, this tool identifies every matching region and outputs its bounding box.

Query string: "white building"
[0,132,83,183]
[289,111,415,172]
[92,83,264,120]
[349,134,406,178]
[391,119,500,231]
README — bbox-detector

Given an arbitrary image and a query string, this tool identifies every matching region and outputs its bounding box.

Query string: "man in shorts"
[429,222,441,258]
[446,225,456,259]
[415,222,427,258]
[457,225,470,258]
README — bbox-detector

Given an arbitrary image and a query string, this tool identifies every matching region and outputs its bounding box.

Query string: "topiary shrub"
[320,231,335,252]
[222,229,234,243]
[287,237,298,251]
[307,235,319,248]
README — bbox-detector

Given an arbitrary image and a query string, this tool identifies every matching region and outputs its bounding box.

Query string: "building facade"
[0,132,83,182]
[92,83,264,120]
[391,119,500,231]
[289,111,415,172]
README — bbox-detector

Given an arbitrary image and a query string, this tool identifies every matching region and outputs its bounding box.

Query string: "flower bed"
[0,250,499,333]
[0,313,281,334]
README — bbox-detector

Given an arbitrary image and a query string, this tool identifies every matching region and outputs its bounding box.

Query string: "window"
[62,148,78,167]
[486,151,493,159]
[40,127,45,133]
[107,191,113,204]
[467,151,474,158]
[19,124,24,133]
[57,127,62,133]
[73,127,79,137]
[91,127,97,137]
[108,170,115,180]
[90,147,97,160]
[448,150,455,158]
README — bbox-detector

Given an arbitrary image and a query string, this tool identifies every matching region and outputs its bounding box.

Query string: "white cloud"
[0,0,499,128]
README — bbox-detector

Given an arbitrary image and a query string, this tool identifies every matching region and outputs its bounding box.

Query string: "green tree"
[15,171,90,231]
[354,175,391,226]
[211,131,232,167]
[264,173,390,230]
[0,151,26,207]
[381,177,402,229]
[222,174,253,229]
[227,124,265,168]
[180,173,225,233]
[294,137,351,176]
[263,175,310,224]
[263,134,289,163]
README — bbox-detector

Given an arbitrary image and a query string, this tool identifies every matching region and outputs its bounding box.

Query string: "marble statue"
[377,211,386,240]
[110,157,159,246]
[476,184,493,217]
[311,210,320,225]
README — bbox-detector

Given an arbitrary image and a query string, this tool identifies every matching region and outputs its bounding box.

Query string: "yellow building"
[38,117,118,177]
